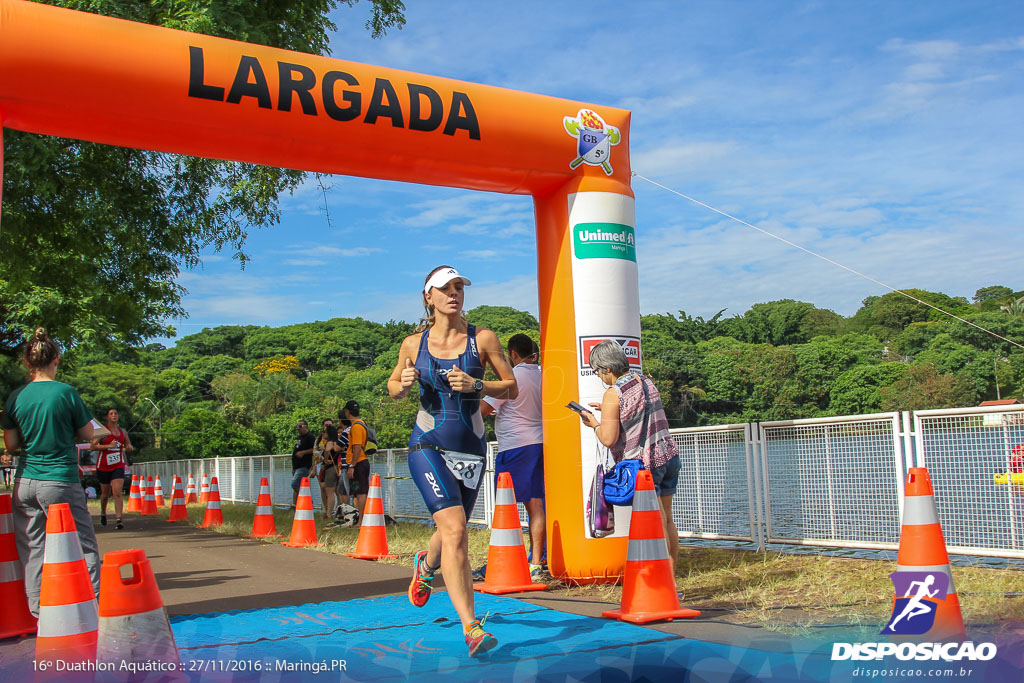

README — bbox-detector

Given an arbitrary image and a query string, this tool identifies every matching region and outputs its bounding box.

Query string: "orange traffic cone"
[0,494,36,638]
[35,503,99,667]
[154,476,166,507]
[198,473,210,504]
[167,476,188,523]
[474,472,547,594]
[347,474,396,560]
[97,549,180,671]
[185,473,198,504]
[602,470,701,624]
[140,476,158,516]
[883,467,966,641]
[198,477,223,528]
[282,477,319,548]
[126,475,143,513]
[249,477,280,538]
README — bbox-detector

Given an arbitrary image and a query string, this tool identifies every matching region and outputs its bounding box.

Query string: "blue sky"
[164,0,1024,343]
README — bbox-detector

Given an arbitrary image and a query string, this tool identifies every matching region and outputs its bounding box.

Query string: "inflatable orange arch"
[0,0,641,582]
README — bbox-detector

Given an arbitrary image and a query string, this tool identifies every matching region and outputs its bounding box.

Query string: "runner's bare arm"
[388,335,422,399]
[447,328,517,399]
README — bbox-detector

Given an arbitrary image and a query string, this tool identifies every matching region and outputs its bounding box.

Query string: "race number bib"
[106,451,122,466]
[441,450,485,490]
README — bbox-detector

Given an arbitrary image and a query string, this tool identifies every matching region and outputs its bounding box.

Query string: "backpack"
[354,420,378,455]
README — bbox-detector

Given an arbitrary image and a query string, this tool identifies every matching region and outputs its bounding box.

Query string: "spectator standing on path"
[388,265,518,657]
[577,340,682,574]
[1,327,99,616]
[319,424,344,519]
[340,400,370,523]
[334,412,352,507]
[291,420,315,507]
[313,418,333,516]
[480,334,546,574]
[2,448,12,489]
[92,408,132,530]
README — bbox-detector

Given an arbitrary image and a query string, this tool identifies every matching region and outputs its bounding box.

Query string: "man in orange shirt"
[341,400,371,523]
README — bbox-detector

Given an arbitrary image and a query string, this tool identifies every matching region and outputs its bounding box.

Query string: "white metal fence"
[131,404,1024,560]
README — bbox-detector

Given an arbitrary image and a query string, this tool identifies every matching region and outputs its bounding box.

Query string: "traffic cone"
[282,477,319,548]
[35,503,98,666]
[347,474,396,560]
[96,549,180,672]
[198,477,223,528]
[140,476,158,516]
[602,470,701,624]
[185,473,198,504]
[474,472,547,594]
[199,473,210,504]
[154,476,166,507]
[886,467,966,641]
[0,494,36,638]
[126,475,143,513]
[167,477,188,523]
[249,477,280,538]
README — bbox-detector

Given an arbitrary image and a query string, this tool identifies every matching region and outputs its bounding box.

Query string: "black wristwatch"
[473,379,484,393]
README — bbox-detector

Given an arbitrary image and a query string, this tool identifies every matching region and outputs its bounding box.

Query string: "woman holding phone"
[387,265,517,657]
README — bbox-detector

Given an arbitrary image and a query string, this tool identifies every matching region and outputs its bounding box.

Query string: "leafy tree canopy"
[0,0,405,356]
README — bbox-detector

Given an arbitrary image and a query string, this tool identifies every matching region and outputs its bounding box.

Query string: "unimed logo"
[579,336,641,375]
[831,642,997,662]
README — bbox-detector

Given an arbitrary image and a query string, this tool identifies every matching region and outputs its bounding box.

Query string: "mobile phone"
[566,401,591,414]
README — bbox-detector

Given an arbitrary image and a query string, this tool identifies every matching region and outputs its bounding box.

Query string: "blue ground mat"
[168,594,1020,682]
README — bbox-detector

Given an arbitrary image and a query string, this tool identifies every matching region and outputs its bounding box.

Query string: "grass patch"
[91,500,1024,637]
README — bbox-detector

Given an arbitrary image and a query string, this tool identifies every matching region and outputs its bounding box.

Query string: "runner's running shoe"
[464,617,497,657]
[408,550,435,607]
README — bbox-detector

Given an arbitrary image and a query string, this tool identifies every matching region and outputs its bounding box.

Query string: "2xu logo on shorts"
[831,642,997,662]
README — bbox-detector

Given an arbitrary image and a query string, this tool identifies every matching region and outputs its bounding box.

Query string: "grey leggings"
[13,477,101,616]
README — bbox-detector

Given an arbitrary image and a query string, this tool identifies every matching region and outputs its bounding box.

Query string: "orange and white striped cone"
[198,477,224,528]
[347,474,396,560]
[282,478,318,547]
[167,477,188,523]
[154,476,166,507]
[198,473,210,504]
[602,470,701,624]
[126,475,143,513]
[474,472,547,594]
[249,477,280,538]
[0,494,36,638]
[139,476,158,516]
[884,467,966,641]
[184,473,198,504]
[97,549,180,673]
[35,503,99,667]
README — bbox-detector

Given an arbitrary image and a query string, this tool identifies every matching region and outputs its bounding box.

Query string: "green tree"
[828,364,908,416]
[162,406,263,459]
[1,0,405,356]
[974,286,1014,304]
[466,306,540,337]
[879,363,975,412]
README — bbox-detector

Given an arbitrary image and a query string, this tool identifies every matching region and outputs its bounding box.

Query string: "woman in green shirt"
[2,328,99,616]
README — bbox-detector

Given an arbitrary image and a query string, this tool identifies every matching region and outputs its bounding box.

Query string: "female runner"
[388,265,517,657]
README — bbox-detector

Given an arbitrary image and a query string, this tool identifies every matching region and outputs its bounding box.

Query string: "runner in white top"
[482,334,546,571]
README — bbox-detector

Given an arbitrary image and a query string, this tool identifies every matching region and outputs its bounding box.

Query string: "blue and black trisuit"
[408,324,487,516]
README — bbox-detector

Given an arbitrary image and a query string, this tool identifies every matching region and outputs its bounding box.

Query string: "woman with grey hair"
[577,340,682,573]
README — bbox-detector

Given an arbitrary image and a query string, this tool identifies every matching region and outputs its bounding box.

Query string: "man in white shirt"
[481,334,545,572]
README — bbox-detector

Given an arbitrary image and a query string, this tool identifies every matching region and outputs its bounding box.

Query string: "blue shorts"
[291,467,310,491]
[495,443,544,503]
[651,454,681,497]
[408,447,480,517]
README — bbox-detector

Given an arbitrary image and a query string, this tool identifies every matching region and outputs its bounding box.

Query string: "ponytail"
[23,327,60,370]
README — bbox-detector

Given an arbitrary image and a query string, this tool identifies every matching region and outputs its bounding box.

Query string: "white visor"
[424,267,471,294]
